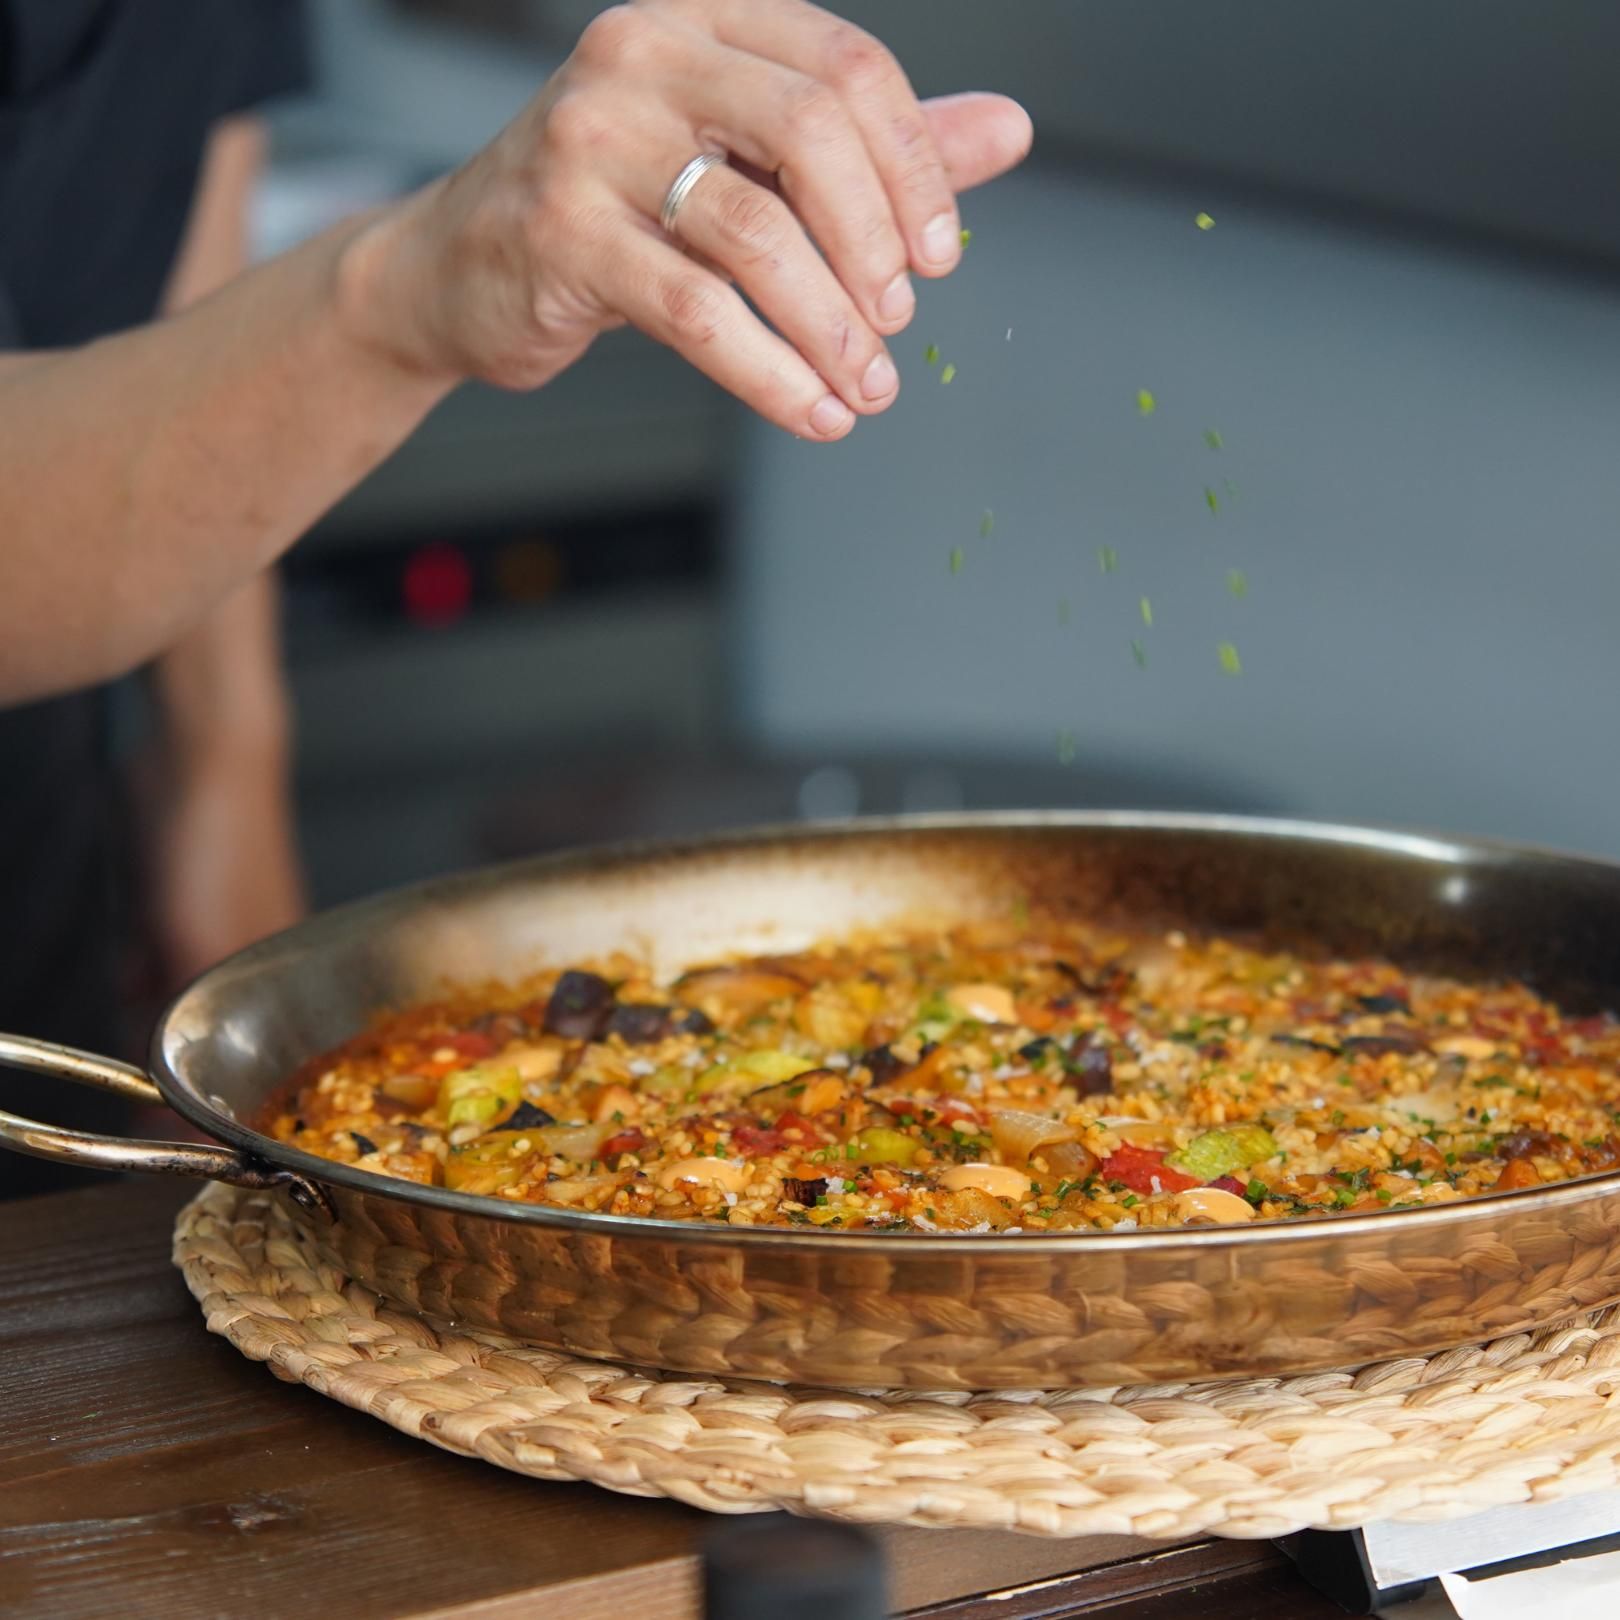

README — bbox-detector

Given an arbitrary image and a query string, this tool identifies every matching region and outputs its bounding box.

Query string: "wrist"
[331,185,467,392]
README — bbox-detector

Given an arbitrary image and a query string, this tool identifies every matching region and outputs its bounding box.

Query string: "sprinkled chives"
[949,546,964,574]
[979,510,995,538]
[1097,545,1118,574]
[1204,486,1220,515]
[1131,638,1148,667]
[924,343,940,365]
[1227,569,1248,598]
[1203,428,1224,450]
[1136,389,1157,416]
[1218,642,1243,675]
[940,362,957,385]
[959,227,973,247]
[1195,211,1216,230]
[1139,597,1153,627]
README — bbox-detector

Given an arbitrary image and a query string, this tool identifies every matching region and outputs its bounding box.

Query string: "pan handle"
[0,1032,333,1219]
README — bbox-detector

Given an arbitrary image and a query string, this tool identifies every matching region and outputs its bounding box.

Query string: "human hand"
[346,0,1032,439]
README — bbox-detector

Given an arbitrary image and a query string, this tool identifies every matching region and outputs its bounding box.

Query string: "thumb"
[922,93,1035,194]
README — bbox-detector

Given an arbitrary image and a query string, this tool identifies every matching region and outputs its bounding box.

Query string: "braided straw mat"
[175,1183,1620,1541]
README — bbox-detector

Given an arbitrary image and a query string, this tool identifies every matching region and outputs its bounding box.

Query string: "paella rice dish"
[263,920,1620,1232]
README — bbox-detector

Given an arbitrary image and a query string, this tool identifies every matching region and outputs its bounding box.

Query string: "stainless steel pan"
[6,813,1620,1391]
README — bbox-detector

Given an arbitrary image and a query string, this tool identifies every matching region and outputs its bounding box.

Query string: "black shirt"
[0,0,309,1194]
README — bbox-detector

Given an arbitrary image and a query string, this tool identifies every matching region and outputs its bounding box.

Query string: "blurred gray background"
[265,1,1620,904]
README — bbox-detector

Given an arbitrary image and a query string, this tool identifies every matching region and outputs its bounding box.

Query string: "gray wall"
[731,163,1620,856]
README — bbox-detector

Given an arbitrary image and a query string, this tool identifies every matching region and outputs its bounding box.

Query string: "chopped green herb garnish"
[924,342,940,365]
[949,545,964,574]
[1139,597,1153,627]
[1195,211,1216,231]
[1218,642,1243,675]
[1056,729,1077,765]
[1097,545,1118,574]
[979,509,995,538]
[1203,428,1224,450]
[1121,1193,1139,1208]
[1131,637,1147,668]
[1226,569,1248,598]
[1244,1178,1267,1203]
[959,227,972,247]
[1136,388,1156,416]
[940,362,957,385]
[1204,485,1220,515]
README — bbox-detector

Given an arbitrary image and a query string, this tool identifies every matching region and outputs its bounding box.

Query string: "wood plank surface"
[0,1181,1331,1618]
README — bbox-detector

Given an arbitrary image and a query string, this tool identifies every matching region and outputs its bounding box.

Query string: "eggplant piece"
[606,1003,674,1044]
[1342,1033,1427,1056]
[782,1176,829,1206]
[1354,993,1409,1015]
[673,964,807,1024]
[350,1131,378,1156]
[543,970,615,1040]
[506,1101,558,1131]
[860,1043,905,1085]
[1270,1033,1342,1055]
[1068,1039,1113,1096]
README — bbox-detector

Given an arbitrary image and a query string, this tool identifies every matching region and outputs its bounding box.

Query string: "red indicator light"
[402,544,473,626]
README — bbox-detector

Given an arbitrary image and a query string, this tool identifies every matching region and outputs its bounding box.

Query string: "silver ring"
[660,151,728,238]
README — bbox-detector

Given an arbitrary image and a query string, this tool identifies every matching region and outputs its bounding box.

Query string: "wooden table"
[0,1182,1344,1618]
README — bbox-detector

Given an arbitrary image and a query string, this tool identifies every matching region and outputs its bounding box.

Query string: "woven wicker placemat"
[175,1183,1620,1541]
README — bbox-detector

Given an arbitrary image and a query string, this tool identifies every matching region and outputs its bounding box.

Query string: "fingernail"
[810,394,853,436]
[878,272,914,323]
[921,212,959,266]
[861,352,899,401]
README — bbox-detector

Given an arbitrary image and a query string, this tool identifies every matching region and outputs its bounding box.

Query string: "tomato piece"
[599,1127,647,1161]
[1101,1144,1201,1194]
[731,1123,784,1156]
[447,1030,499,1060]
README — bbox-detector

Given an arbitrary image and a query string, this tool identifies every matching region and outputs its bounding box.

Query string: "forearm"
[0,215,454,706]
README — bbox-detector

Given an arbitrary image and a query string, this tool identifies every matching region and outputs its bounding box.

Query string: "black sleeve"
[220,0,313,119]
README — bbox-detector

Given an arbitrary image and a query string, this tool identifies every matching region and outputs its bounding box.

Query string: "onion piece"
[535,1121,613,1162]
[988,1108,1078,1163]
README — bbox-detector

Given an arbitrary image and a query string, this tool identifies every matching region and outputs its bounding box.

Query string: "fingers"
[660,161,900,414]
[664,42,916,338]
[605,224,857,440]
[702,0,963,281]
[921,92,1035,193]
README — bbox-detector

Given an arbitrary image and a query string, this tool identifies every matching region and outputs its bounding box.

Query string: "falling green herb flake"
[1131,638,1148,668]
[1136,389,1157,416]
[1204,485,1220,515]
[1056,729,1077,765]
[1195,211,1216,231]
[1097,545,1118,574]
[959,227,973,247]
[940,362,957,385]
[948,546,965,575]
[1226,569,1249,598]
[979,509,995,539]
[1057,597,1072,625]
[924,342,940,366]
[1203,428,1224,451]
[1218,642,1243,675]
[1139,597,1153,627]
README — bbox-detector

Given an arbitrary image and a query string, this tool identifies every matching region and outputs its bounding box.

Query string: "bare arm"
[136,116,306,985]
[0,1,1031,708]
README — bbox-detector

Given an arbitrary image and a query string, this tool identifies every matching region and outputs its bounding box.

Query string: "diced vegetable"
[1166,1124,1278,1182]
[987,1108,1076,1164]
[1101,1144,1201,1195]
[440,1066,523,1128]
[534,1121,613,1162]
[543,970,615,1040]
[444,1131,531,1195]
[850,1126,920,1166]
